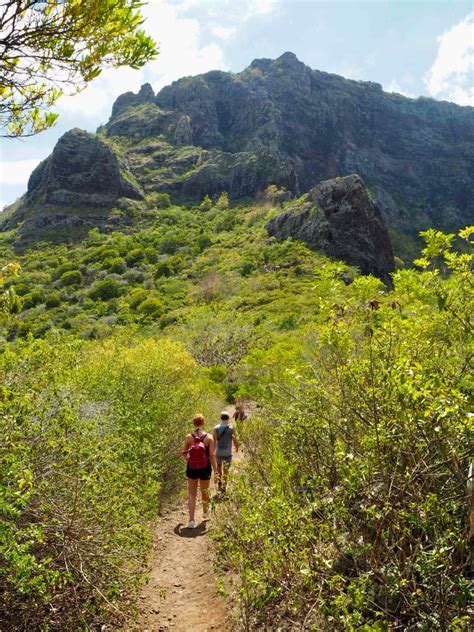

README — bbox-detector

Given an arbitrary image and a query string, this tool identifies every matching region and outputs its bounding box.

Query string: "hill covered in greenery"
[0,52,472,632]
[0,181,472,628]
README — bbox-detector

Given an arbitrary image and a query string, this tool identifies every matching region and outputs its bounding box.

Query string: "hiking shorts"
[216,455,232,466]
[186,463,212,481]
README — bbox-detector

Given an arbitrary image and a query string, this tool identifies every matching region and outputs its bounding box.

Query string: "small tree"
[215,191,229,211]
[0,262,22,315]
[199,195,212,212]
[137,296,163,319]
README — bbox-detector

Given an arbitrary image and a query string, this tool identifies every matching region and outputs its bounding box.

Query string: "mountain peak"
[250,51,304,72]
[277,51,302,65]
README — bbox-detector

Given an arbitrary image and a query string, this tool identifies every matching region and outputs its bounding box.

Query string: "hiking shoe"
[202,512,210,521]
[186,520,196,529]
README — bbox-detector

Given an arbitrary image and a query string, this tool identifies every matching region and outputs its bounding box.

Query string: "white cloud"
[144,1,227,88]
[246,0,281,17]
[384,80,415,99]
[211,25,238,41]
[0,159,42,186]
[425,12,474,106]
[57,0,228,122]
[179,0,280,19]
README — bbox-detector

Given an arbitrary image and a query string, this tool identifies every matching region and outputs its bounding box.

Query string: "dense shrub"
[216,229,473,630]
[44,292,61,308]
[136,296,164,319]
[128,288,149,309]
[159,237,178,255]
[146,192,171,209]
[155,260,172,278]
[53,262,76,279]
[126,248,145,266]
[106,257,127,274]
[89,277,122,300]
[196,234,212,252]
[22,287,46,309]
[60,269,83,286]
[143,247,158,264]
[0,336,222,629]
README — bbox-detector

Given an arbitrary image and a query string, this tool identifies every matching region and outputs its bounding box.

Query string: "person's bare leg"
[200,479,210,516]
[222,460,231,492]
[216,461,223,491]
[187,478,198,521]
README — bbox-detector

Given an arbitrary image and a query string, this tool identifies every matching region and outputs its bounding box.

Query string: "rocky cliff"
[267,175,395,283]
[4,52,473,250]
[148,52,473,236]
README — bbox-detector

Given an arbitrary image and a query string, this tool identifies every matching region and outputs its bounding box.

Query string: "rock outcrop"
[267,175,395,283]
[111,82,156,117]
[3,129,143,241]
[27,128,142,207]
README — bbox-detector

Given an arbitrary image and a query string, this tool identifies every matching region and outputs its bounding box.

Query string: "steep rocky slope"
[3,52,473,256]
[105,51,473,235]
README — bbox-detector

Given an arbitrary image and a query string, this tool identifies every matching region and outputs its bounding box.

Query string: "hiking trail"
[134,497,232,632]
[132,406,251,632]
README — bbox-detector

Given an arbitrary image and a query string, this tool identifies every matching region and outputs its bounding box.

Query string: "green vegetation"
[216,228,473,630]
[1,335,221,629]
[0,193,472,629]
[1,0,158,136]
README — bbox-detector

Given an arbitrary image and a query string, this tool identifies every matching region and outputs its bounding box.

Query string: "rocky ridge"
[102,52,473,236]
[3,53,473,263]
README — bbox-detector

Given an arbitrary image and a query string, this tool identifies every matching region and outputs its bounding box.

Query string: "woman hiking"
[181,413,217,529]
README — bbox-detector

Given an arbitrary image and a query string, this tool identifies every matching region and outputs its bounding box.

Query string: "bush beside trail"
[0,335,222,630]
[216,229,473,630]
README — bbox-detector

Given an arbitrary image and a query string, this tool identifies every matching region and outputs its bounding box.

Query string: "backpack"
[188,432,208,469]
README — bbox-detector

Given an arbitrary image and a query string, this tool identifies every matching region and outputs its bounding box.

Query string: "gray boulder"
[267,174,395,283]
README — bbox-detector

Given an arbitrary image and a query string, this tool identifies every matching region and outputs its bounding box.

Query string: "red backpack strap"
[192,432,207,441]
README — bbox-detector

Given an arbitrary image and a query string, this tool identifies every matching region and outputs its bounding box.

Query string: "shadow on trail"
[174,522,208,538]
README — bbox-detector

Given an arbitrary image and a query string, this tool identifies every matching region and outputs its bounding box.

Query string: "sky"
[1,0,473,210]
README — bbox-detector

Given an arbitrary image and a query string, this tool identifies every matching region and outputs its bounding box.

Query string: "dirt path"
[131,405,254,632]
[134,495,233,632]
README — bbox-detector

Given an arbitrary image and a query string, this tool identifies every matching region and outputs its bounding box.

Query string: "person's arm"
[180,435,191,460]
[208,436,218,474]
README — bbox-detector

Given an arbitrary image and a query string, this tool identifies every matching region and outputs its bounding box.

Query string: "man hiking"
[213,411,239,494]
[233,401,247,424]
